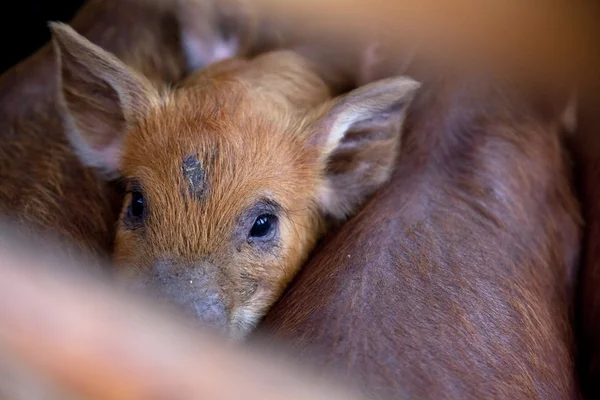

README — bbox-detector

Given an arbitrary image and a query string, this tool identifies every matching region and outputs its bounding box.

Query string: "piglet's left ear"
[308,76,420,219]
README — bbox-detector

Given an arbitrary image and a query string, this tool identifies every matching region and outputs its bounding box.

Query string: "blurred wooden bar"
[0,227,368,400]
[251,0,600,90]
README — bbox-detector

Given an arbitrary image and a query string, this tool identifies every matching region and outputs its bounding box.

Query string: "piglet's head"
[51,23,420,338]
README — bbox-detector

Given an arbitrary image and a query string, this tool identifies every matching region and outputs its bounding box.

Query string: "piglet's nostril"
[146,262,229,331]
[151,260,185,281]
[189,297,228,329]
[165,291,229,332]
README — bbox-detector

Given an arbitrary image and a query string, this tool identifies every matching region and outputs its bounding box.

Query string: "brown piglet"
[0,0,249,265]
[50,23,420,338]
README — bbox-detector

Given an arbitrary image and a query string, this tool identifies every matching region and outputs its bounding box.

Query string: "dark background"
[1,1,85,73]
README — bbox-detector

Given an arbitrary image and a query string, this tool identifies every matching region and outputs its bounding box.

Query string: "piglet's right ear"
[50,22,159,179]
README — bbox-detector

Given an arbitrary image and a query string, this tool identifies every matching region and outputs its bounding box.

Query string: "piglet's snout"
[142,260,230,331]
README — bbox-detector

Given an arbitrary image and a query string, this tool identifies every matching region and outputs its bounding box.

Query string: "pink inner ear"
[308,118,334,148]
[306,100,346,149]
[97,141,122,172]
[67,126,123,176]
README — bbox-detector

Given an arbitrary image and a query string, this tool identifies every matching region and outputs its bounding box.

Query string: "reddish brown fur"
[259,75,582,399]
[51,24,420,337]
[0,0,200,264]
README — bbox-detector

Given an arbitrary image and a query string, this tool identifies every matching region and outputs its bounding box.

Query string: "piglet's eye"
[249,214,277,239]
[129,191,145,219]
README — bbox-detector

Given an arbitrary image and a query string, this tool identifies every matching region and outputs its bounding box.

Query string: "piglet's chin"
[229,289,276,339]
